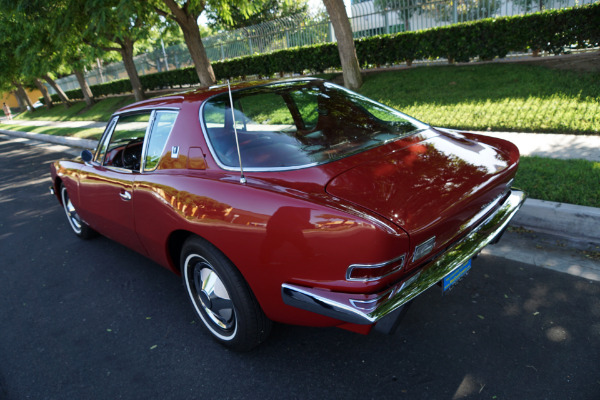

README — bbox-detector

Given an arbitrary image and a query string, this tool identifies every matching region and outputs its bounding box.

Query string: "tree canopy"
[206,0,309,30]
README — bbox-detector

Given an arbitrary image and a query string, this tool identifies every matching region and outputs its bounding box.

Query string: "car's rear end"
[282,127,525,332]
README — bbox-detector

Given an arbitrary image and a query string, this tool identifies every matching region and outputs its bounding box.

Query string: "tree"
[72,0,161,102]
[322,0,362,90]
[13,82,34,110]
[0,8,39,111]
[42,75,73,107]
[206,0,309,30]
[152,0,258,87]
[34,78,53,109]
[0,0,102,108]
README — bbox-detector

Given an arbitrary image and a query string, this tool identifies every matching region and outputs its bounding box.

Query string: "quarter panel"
[132,171,410,326]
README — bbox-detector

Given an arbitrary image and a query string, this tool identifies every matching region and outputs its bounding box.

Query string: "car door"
[78,112,153,255]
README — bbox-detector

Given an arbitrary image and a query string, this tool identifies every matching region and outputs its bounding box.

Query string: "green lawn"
[359,63,600,135]
[15,96,136,122]
[514,156,600,208]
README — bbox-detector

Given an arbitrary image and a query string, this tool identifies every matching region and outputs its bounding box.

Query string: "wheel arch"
[166,230,243,280]
[166,229,194,275]
[53,177,64,205]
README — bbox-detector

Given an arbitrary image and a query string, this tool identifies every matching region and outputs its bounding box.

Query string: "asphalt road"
[1,136,599,400]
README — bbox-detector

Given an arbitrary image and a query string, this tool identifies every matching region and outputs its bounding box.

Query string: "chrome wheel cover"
[184,254,237,339]
[60,186,82,234]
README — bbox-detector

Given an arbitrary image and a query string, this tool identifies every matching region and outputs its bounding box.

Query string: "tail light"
[346,254,405,282]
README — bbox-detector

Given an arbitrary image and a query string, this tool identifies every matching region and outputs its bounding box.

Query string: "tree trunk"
[34,78,53,109]
[12,90,26,112]
[43,74,72,108]
[74,69,95,107]
[14,82,34,111]
[323,0,363,90]
[179,14,216,86]
[160,0,216,87]
[119,37,145,102]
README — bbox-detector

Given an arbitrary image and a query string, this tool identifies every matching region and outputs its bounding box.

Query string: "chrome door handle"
[119,191,132,201]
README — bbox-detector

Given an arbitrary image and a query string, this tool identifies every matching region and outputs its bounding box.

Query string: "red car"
[50,78,525,351]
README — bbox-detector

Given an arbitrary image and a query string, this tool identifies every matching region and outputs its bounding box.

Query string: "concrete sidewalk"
[469,130,600,162]
[1,123,599,247]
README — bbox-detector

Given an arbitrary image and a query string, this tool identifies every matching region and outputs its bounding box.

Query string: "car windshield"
[202,80,428,171]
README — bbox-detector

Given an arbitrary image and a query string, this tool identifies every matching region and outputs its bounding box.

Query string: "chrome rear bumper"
[282,189,526,325]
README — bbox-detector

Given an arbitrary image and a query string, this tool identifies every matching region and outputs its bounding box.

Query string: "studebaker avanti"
[50,78,525,351]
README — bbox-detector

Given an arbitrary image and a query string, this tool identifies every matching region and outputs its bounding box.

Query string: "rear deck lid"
[326,129,518,267]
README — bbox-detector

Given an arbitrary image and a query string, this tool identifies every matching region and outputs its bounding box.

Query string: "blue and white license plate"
[442,259,472,292]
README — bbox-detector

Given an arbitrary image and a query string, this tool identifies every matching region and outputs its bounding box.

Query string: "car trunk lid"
[326,130,518,269]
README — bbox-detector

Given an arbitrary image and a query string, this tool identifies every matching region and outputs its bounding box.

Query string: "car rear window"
[201,80,427,171]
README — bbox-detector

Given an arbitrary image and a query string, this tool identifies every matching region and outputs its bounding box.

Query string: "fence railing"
[349,0,588,37]
[49,0,597,94]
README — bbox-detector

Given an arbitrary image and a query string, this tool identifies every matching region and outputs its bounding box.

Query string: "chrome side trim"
[141,110,179,173]
[282,189,526,325]
[138,110,157,173]
[114,106,180,116]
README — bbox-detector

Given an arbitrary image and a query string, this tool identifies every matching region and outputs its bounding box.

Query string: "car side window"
[95,117,118,163]
[102,113,151,171]
[144,111,178,171]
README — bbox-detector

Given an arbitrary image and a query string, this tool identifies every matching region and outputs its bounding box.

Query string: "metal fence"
[50,0,597,94]
[349,0,591,38]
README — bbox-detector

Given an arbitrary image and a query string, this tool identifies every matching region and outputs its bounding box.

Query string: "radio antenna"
[227,80,246,184]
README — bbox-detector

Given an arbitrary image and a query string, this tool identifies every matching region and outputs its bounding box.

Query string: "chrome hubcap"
[189,259,235,331]
[61,187,82,233]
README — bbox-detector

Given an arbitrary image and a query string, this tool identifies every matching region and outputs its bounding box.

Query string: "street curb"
[1,128,599,243]
[511,198,600,244]
[0,128,97,150]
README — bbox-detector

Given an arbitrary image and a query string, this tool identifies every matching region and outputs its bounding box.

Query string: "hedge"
[44,3,600,103]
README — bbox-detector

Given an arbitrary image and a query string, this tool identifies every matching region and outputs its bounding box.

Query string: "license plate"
[442,259,472,293]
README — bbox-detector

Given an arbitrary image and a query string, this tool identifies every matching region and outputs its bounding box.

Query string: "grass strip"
[359,63,600,135]
[2,124,104,140]
[515,156,600,208]
[14,96,136,122]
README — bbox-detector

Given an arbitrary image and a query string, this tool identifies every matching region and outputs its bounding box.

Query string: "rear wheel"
[181,236,271,351]
[60,184,95,239]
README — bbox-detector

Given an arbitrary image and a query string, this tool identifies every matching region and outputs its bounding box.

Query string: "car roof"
[115,77,323,115]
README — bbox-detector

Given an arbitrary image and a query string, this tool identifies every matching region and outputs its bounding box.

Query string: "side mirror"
[81,149,93,163]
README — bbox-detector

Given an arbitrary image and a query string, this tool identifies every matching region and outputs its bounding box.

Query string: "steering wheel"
[121,140,141,171]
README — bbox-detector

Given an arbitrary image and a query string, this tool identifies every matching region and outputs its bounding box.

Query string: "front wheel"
[60,184,95,239]
[181,236,272,351]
